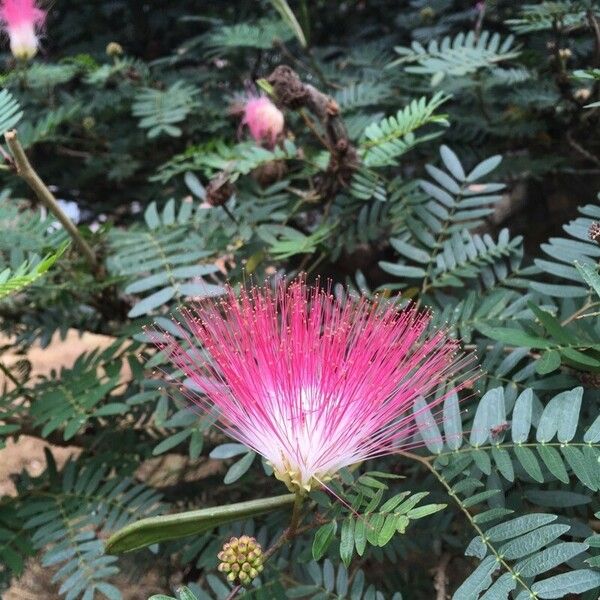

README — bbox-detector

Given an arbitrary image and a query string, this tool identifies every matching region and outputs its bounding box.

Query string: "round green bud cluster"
[217,535,264,585]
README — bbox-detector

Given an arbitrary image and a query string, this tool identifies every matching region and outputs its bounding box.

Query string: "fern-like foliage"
[19,455,163,600]
[380,147,523,293]
[310,471,446,569]
[391,31,520,81]
[203,19,293,50]
[289,561,403,600]
[0,242,67,300]
[154,140,298,183]
[0,88,22,137]
[412,386,600,599]
[334,81,393,112]
[107,199,224,318]
[0,195,68,267]
[132,82,199,138]
[0,500,35,590]
[506,2,592,34]
[531,197,600,297]
[29,346,128,441]
[360,93,450,167]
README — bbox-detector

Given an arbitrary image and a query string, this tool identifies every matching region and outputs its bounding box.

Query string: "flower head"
[242,95,284,147]
[154,280,473,493]
[218,535,263,585]
[0,0,45,60]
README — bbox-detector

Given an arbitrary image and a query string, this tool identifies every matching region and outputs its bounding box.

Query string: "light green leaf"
[516,542,589,577]
[223,451,256,484]
[339,518,354,567]
[466,155,502,182]
[477,325,551,348]
[312,521,337,561]
[440,145,465,181]
[575,261,600,299]
[451,555,498,600]
[268,0,307,47]
[413,397,443,453]
[584,413,600,443]
[511,389,533,443]
[514,446,544,482]
[470,387,504,447]
[536,388,583,443]
[531,569,600,598]
[537,445,569,484]
[499,524,570,560]
[486,514,557,542]
[443,392,463,450]
[479,572,516,600]
[536,350,561,375]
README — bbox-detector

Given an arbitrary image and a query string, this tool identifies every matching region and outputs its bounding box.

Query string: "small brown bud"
[420,7,436,22]
[205,174,235,207]
[589,222,600,242]
[558,48,572,61]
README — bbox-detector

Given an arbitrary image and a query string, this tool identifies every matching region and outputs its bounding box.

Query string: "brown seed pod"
[251,159,288,187]
[205,174,235,207]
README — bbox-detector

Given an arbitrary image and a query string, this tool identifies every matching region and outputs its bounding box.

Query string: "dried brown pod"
[251,159,288,187]
[205,174,235,207]
[589,221,600,242]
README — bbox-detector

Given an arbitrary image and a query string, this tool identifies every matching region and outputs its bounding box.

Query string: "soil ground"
[0,331,166,599]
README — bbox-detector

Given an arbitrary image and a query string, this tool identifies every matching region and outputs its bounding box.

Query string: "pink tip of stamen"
[0,0,44,28]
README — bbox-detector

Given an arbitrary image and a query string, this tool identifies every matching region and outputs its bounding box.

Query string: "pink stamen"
[152,278,476,491]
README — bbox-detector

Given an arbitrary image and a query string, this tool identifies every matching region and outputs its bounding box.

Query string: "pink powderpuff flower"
[242,96,284,147]
[153,279,474,493]
[0,0,45,60]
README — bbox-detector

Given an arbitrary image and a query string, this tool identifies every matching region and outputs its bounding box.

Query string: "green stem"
[436,440,599,459]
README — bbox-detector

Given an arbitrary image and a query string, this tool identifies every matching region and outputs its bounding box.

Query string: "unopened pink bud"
[0,0,45,60]
[242,96,284,147]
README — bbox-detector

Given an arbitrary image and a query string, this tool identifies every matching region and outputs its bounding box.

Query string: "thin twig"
[4,130,99,272]
[566,130,600,168]
[224,584,242,600]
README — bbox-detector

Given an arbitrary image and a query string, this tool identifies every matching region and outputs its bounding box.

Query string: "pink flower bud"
[0,0,45,60]
[242,96,284,147]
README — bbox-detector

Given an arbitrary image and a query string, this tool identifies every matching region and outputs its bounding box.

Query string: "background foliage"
[1,1,600,599]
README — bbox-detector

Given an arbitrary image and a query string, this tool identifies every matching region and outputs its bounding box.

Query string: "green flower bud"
[218,535,264,586]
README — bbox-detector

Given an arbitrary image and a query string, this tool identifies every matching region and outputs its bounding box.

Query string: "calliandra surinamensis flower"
[152,279,475,494]
[0,0,45,60]
[242,96,284,147]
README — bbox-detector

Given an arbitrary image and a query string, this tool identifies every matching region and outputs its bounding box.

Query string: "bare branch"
[4,130,99,272]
